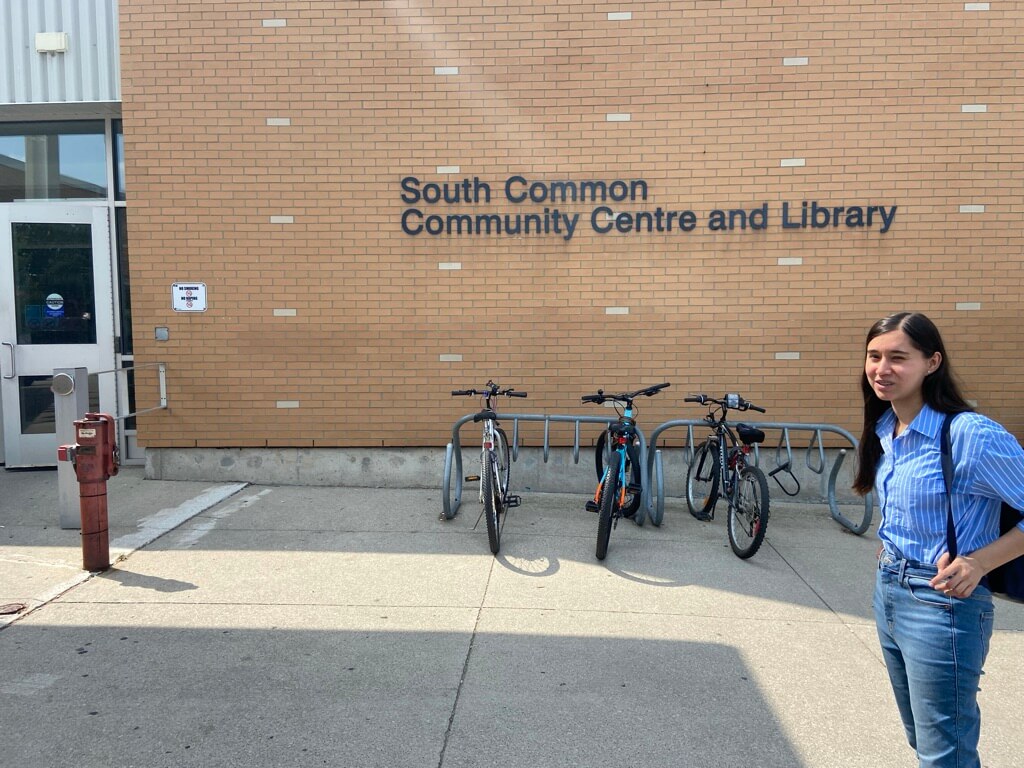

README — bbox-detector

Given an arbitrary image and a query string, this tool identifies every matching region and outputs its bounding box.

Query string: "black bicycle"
[684,393,770,559]
[452,381,527,554]
[582,383,670,560]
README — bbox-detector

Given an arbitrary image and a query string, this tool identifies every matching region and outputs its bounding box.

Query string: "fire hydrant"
[57,413,119,572]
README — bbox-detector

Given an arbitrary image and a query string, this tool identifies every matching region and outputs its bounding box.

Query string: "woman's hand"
[930,553,986,598]
[933,528,1024,597]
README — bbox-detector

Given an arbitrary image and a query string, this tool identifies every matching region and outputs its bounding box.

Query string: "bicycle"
[451,381,527,554]
[582,382,670,560]
[684,393,771,559]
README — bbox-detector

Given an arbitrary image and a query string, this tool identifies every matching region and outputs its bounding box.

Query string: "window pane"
[13,222,97,345]
[113,119,125,200]
[0,121,106,202]
[115,208,133,354]
[18,374,99,435]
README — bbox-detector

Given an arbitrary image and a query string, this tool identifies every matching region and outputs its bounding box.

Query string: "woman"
[854,311,1024,768]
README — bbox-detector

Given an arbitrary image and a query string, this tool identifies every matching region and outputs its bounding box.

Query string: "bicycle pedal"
[626,483,643,494]
[506,495,521,508]
[464,475,480,482]
[585,500,600,513]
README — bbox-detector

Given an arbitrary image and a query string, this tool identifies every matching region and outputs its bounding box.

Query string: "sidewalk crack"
[437,557,494,768]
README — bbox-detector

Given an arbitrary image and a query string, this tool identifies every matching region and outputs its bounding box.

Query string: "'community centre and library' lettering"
[399,176,897,239]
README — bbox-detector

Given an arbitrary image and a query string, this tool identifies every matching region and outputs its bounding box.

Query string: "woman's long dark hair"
[853,312,973,494]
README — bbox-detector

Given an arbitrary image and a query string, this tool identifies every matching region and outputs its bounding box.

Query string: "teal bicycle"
[582,383,670,560]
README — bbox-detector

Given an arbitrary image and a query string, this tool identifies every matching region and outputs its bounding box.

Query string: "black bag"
[940,413,1024,603]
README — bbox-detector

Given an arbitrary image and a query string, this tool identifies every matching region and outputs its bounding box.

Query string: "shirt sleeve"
[955,414,1024,525]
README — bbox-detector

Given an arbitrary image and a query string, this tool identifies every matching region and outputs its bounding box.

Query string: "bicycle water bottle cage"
[473,409,498,423]
[737,424,765,445]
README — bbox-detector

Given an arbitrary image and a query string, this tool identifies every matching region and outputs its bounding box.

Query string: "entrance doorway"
[0,205,116,467]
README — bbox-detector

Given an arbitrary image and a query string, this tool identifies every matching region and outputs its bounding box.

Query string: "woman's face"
[865,329,941,408]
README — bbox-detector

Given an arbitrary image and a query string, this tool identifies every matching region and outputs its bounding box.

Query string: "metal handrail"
[91,362,168,420]
[647,419,875,535]
[441,412,654,525]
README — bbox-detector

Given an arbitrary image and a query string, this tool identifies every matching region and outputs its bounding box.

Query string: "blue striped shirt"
[875,404,1024,563]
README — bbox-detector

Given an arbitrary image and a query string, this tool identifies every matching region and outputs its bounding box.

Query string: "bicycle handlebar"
[685,393,765,413]
[451,387,527,397]
[581,382,670,405]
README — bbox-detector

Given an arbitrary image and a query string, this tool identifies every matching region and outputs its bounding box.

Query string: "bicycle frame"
[596,403,640,512]
[709,424,745,503]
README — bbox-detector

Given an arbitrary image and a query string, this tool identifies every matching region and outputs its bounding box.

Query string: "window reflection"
[19,374,99,435]
[113,119,126,200]
[0,121,106,202]
[13,223,97,345]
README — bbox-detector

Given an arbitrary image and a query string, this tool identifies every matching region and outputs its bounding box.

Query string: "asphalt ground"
[1,466,1022,768]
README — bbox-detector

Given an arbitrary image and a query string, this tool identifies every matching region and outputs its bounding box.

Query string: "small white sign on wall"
[172,283,207,312]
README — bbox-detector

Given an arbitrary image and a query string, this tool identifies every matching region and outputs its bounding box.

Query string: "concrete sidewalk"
[1,468,1022,767]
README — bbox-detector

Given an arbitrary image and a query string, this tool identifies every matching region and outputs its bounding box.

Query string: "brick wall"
[119,0,1024,449]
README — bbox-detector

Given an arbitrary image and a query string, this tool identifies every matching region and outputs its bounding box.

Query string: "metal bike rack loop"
[647,420,874,535]
[442,412,654,525]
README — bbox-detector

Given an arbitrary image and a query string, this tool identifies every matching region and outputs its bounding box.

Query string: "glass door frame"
[0,204,117,467]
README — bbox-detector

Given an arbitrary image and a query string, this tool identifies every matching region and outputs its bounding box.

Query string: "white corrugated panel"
[0,0,120,104]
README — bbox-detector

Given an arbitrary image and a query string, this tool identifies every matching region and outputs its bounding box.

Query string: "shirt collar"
[875,403,943,440]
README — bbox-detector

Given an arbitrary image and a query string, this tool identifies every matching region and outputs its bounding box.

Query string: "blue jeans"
[874,548,995,768]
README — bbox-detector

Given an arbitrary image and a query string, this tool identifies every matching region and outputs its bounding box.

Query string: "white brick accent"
[956,302,982,311]
[961,104,987,113]
[778,257,803,266]
[964,3,990,10]
[606,113,631,122]
[436,165,460,174]
[266,117,291,126]
[775,352,801,360]
[269,215,294,224]
[276,401,300,409]
[434,66,459,76]
[439,354,463,362]
[273,309,297,317]
[262,19,286,27]
[780,158,806,167]
[783,57,808,66]
[438,262,462,270]
[608,12,632,20]
[605,307,630,315]
[959,204,985,213]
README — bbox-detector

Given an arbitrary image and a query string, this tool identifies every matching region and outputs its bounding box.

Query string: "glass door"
[0,205,115,467]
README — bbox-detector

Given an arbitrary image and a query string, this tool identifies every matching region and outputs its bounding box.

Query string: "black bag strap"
[939,413,958,560]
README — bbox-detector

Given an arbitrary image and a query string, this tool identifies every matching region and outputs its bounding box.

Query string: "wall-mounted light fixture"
[36,32,70,54]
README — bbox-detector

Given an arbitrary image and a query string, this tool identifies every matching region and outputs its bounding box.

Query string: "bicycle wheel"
[495,427,511,498]
[482,451,502,555]
[596,451,620,561]
[686,441,720,520]
[595,431,642,517]
[728,465,770,559]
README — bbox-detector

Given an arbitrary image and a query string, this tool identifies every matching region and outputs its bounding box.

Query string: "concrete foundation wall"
[145,446,865,506]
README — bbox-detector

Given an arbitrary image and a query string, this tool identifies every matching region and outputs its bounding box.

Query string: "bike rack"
[441,412,654,525]
[646,420,875,535]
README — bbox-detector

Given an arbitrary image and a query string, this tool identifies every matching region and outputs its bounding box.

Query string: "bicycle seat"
[472,409,498,423]
[737,423,765,445]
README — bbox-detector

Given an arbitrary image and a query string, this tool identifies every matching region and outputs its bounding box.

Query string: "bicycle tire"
[596,451,619,561]
[686,441,720,519]
[595,431,642,517]
[728,465,770,559]
[482,451,502,554]
[495,427,511,498]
